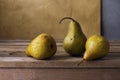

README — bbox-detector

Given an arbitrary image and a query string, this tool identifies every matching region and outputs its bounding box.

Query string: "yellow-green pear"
[83,35,110,60]
[59,17,87,56]
[25,33,57,60]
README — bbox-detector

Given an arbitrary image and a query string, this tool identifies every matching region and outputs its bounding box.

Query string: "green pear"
[25,33,57,60]
[59,17,87,56]
[83,35,110,60]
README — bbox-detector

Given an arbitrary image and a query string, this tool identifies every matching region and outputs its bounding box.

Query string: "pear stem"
[59,17,76,24]
[77,58,85,66]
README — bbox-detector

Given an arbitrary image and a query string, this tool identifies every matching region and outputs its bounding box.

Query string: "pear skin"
[77,35,110,66]
[25,33,57,60]
[25,47,32,57]
[83,35,110,60]
[59,17,87,56]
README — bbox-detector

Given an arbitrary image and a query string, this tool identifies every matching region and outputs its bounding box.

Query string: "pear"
[25,33,57,60]
[77,35,110,66]
[83,35,110,60]
[59,17,87,56]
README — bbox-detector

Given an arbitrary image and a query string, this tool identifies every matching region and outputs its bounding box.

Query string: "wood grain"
[0,40,119,68]
[0,40,119,80]
[0,69,119,80]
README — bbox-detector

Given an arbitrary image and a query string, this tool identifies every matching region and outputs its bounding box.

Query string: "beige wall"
[0,0,100,40]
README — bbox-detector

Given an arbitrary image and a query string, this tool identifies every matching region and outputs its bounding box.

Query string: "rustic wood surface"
[0,40,120,80]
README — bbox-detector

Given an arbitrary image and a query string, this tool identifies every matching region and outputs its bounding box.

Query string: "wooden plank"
[0,44,120,53]
[0,40,120,46]
[0,42,120,55]
[0,47,119,68]
[0,40,62,46]
[0,41,119,80]
[0,69,119,80]
[0,40,119,69]
[0,57,119,69]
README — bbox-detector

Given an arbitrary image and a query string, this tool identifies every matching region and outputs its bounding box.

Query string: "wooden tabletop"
[0,40,120,80]
[0,40,120,69]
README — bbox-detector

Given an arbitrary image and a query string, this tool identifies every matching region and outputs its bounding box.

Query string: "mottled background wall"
[0,0,100,40]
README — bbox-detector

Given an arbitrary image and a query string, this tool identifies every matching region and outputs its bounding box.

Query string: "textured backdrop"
[0,0,100,40]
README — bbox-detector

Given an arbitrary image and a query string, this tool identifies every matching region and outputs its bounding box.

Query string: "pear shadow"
[50,51,83,60]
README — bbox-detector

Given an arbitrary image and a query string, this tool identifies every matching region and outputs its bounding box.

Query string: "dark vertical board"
[102,0,120,40]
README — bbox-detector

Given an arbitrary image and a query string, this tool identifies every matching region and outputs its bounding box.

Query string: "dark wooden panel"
[0,69,119,80]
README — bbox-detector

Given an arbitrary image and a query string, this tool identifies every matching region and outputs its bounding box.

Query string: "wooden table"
[0,40,120,80]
